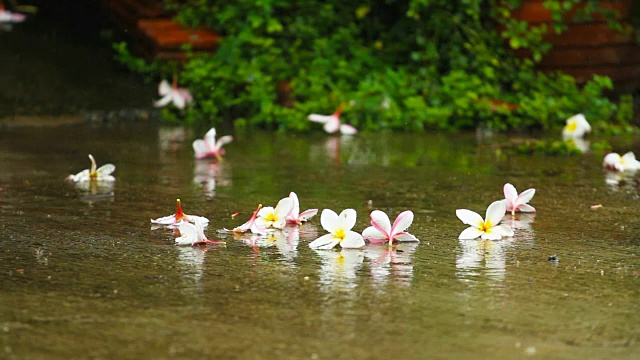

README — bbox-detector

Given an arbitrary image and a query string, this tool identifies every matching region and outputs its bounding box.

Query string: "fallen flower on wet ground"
[603,151,640,172]
[256,196,294,230]
[457,200,514,240]
[308,105,358,135]
[150,199,210,228]
[502,183,536,216]
[361,210,419,246]
[175,219,224,246]
[286,192,318,224]
[562,113,591,139]
[192,127,233,160]
[225,204,268,234]
[154,79,193,109]
[66,154,115,183]
[309,208,365,249]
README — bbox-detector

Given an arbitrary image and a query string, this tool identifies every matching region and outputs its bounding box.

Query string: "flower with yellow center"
[256,196,294,229]
[562,113,591,139]
[603,151,640,172]
[456,200,514,240]
[309,208,365,249]
[66,154,115,183]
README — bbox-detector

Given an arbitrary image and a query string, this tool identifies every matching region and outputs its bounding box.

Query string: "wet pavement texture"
[1,125,639,359]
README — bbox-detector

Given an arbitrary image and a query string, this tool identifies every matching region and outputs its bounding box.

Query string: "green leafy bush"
[115,0,633,132]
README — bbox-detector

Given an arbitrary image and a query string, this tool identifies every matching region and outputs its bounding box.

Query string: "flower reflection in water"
[456,213,535,284]
[158,126,188,153]
[314,249,364,293]
[237,225,312,265]
[193,161,231,197]
[364,242,418,288]
[177,246,206,290]
[604,171,639,193]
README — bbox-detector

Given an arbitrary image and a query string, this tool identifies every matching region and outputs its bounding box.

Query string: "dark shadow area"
[0,0,155,118]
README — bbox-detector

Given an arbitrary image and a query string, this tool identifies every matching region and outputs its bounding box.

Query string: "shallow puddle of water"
[1,124,639,359]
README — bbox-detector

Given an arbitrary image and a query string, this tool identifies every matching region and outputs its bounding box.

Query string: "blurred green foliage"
[114,0,635,132]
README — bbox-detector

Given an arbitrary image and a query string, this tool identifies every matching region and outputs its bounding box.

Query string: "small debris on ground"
[547,255,559,262]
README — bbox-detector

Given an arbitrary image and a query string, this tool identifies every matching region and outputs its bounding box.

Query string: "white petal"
[287,192,300,220]
[274,197,294,220]
[339,124,358,135]
[517,204,536,213]
[394,232,419,242]
[516,188,535,207]
[458,227,483,239]
[258,206,275,219]
[456,209,483,228]
[215,135,233,150]
[70,169,90,182]
[192,139,211,159]
[622,152,640,171]
[340,231,365,249]
[503,183,518,202]
[603,153,622,171]
[390,210,413,236]
[154,94,172,108]
[369,210,391,234]
[309,234,339,249]
[185,215,210,225]
[158,80,171,96]
[308,114,331,123]
[204,128,217,147]
[298,208,318,222]
[323,118,340,134]
[485,200,506,227]
[96,164,115,177]
[320,209,340,233]
[173,92,186,109]
[150,214,177,225]
[362,226,388,242]
[338,208,357,231]
[176,222,198,245]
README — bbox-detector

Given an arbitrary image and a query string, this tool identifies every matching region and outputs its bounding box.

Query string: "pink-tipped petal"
[456,209,484,228]
[485,200,506,227]
[320,209,340,233]
[370,210,392,235]
[394,232,419,242]
[340,231,365,249]
[192,139,211,159]
[390,210,414,236]
[362,226,388,243]
[309,234,339,249]
[298,208,318,222]
[215,135,233,151]
[287,192,301,220]
[517,204,536,213]
[459,227,483,240]
[339,124,358,135]
[516,188,536,207]
[503,183,518,203]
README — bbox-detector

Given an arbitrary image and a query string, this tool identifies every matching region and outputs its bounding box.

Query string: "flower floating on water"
[308,105,357,135]
[154,79,193,109]
[192,127,233,160]
[175,219,224,246]
[562,113,591,139]
[456,200,514,240]
[309,209,365,249]
[150,199,209,227]
[0,5,26,23]
[226,204,268,234]
[502,183,536,216]
[603,152,640,172]
[66,154,115,182]
[285,192,318,225]
[362,210,419,246]
[256,197,294,230]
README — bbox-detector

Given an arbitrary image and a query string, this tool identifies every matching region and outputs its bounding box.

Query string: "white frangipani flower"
[256,197,294,230]
[309,209,365,249]
[502,183,536,216]
[562,113,591,139]
[154,79,193,109]
[361,210,418,245]
[456,200,514,240]
[150,199,209,227]
[175,219,223,246]
[308,106,357,135]
[66,154,115,182]
[285,192,318,224]
[192,127,233,160]
[603,151,640,172]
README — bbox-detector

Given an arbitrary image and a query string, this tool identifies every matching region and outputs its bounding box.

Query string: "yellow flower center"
[480,220,492,232]
[265,213,278,223]
[334,228,346,241]
[566,121,577,132]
